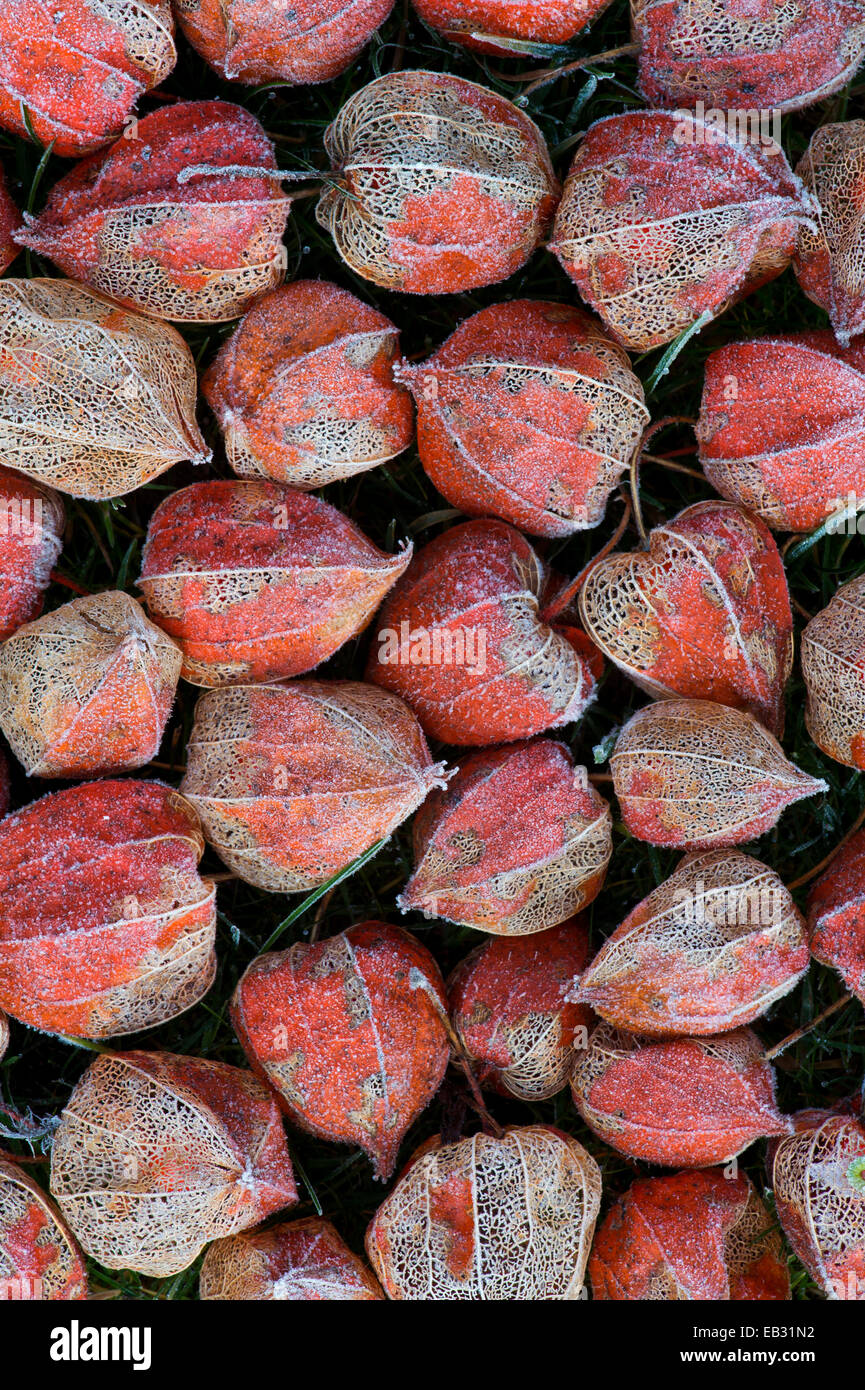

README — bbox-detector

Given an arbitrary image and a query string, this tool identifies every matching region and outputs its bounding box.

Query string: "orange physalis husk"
[795,121,865,347]
[366,1125,602,1299]
[0,0,176,158]
[316,70,559,295]
[771,1109,865,1300]
[202,281,414,490]
[175,0,394,85]
[571,1022,790,1166]
[577,849,808,1036]
[0,168,20,274]
[398,299,649,539]
[400,739,612,933]
[0,591,181,778]
[411,0,613,54]
[180,680,449,892]
[49,1050,298,1277]
[589,1168,791,1301]
[697,332,865,532]
[0,278,208,500]
[807,826,865,1007]
[0,779,217,1039]
[633,0,865,114]
[232,920,450,1181]
[448,917,593,1100]
[367,519,598,746]
[579,500,793,735]
[139,480,411,687]
[0,467,64,641]
[549,109,815,351]
[0,1155,87,1301]
[199,1217,384,1300]
[610,699,826,849]
[16,102,290,323]
[802,575,865,770]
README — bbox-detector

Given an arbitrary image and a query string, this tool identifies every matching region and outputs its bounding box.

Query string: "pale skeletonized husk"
[199,1217,384,1300]
[795,121,865,346]
[771,1113,865,1300]
[0,1155,87,1300]
[0,1009,7,1061]
[802,571,865,771]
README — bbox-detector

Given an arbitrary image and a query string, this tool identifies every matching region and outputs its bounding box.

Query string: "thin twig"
[788,801,865,889]
[764,993,854,1061]
[508,42,640,98]
[541,495,632,623]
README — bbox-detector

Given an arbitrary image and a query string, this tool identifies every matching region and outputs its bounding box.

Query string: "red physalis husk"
[202,281,414,490]
[398,299,649,538]
[49,1050,298,1277]
[0,278,208,500]
[0,779,217,1039]
[0,0,176,158]
[795,121,865,347]
[232,920,450,1181]
[175,0,394,85]
[411,0,613,53]
[400,740,612,933]
[180,680,449,893]
[366,1125,602,1300]
[771,1109,865,1300]
[448,917,593,1100]
[579,499,793,734]
[807,825,865,1007]
[316,70,559,294]
[16,102,290,323]
[0,167,20,273]
[697,332,865,531]
[138,480,411,687]
[0,1155,87,1301]
[802,575,865,770]
[590,1168,790,1301]
[367,519,598,745]
[571,1022,790,1166]
[0,591,182,778]
[549,109,815,351]
[0,466,64,641]
[577,849,808,1036]
[610,699,826,849]
[199,1217,384,1300]
[633,0,865,114]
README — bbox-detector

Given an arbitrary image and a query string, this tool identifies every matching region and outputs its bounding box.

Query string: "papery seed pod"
[807,826,865,1006]
[50,1050,298,1277]
[795,122,865,347]
[0,1156,87,1300]
[400,740,612,933]
[232,921,450,1180]
[200,1217,384,1300]
[316,70,559,294]
[590,1168,790,1300]
[571,1022,789,1166]
[633,0,865,114]
[577,850,809,1036]
[802,575,865,770]
[202,281,414,489]
[367,1125,601,1299]
[0,468,64,641]
[181,680,449,892]
[412,0,613,54]
[0,591,181,778]
[771,1110,865,1300]
[448,917,593,1100]
[367,520,597,745]
[579,500,793,734]
[139,480,411,686]
[549,109,814,351]
[0,1010,8,1060]
[0,278,207,500]
[0,169,20,274]
[175,0,394,84]
[399,300,649,539]
[0,780,216,1038]
[697,333,865,531]
[610,699,825,849]
[0,0,176,158]
[16,102,290,323]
